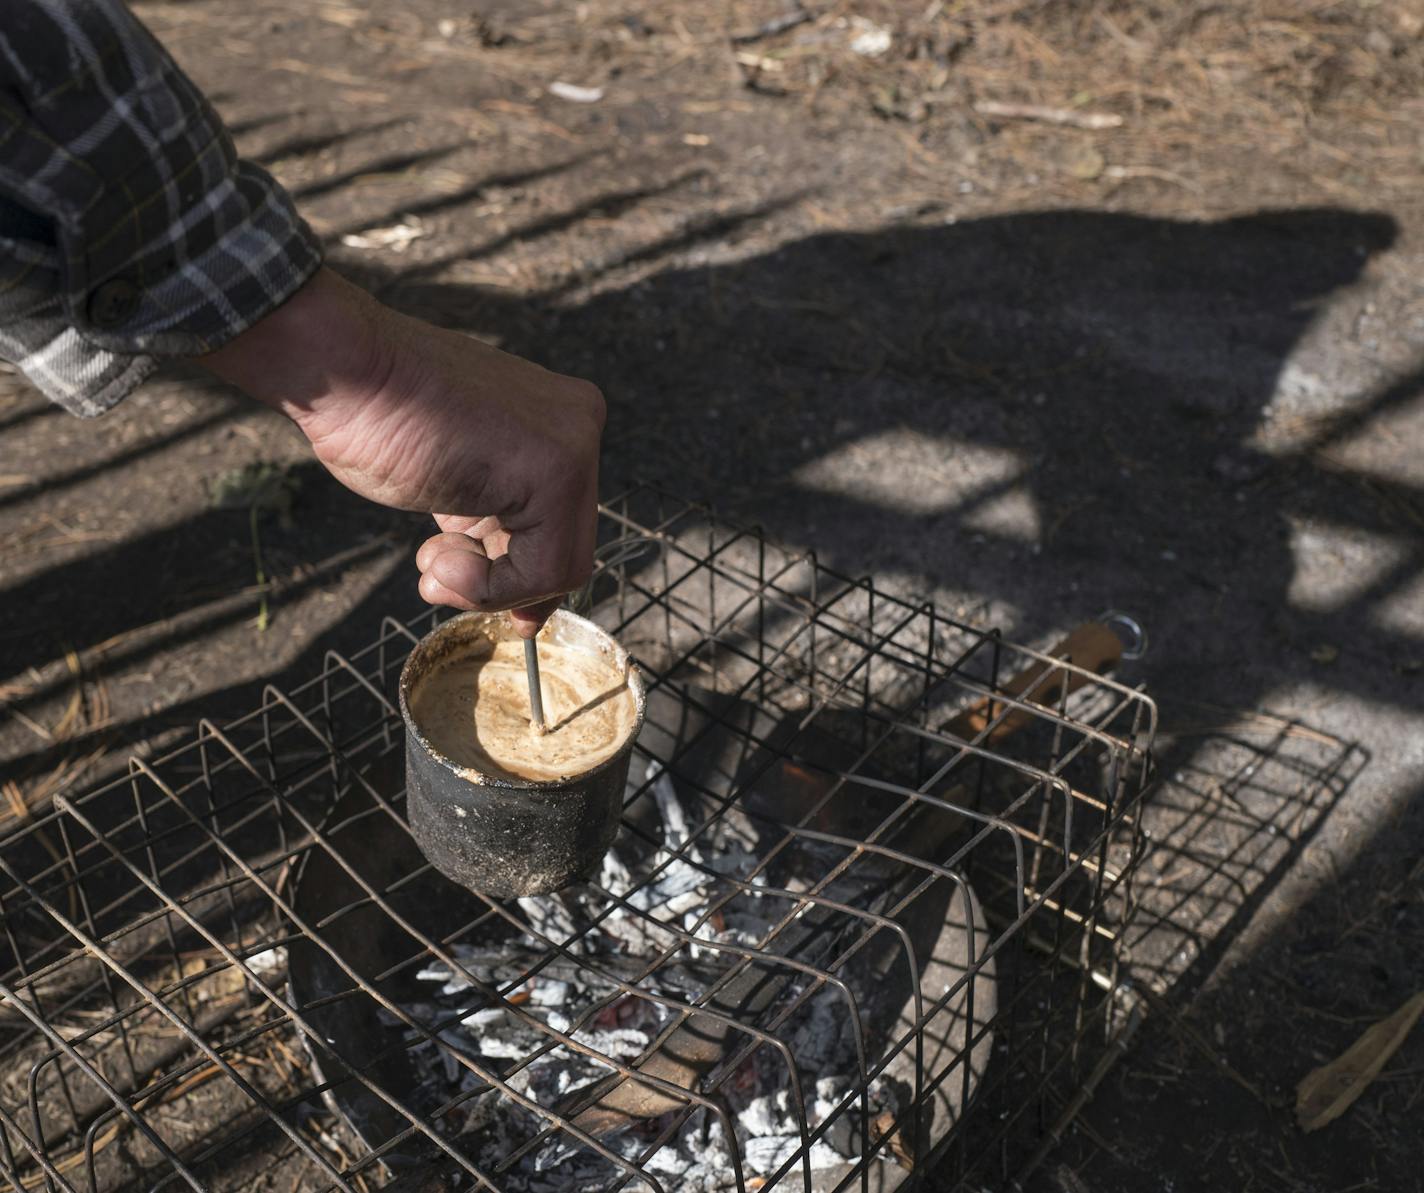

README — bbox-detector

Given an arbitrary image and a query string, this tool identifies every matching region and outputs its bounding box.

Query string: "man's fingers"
[417,570,479,610]
[424,515,571,612]
[434,514,512,559]
[425,541,562,612]
[418,533,496,611]
[421,473,596,623]
[433,514,503,540]
[415,531,488,574]
[420,547,562,624]
[426,544,496,606]
[510,597,563,638]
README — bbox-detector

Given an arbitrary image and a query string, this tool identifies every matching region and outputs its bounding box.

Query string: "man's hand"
[200,267,604,637]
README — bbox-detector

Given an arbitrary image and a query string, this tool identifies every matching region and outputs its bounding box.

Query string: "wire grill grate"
[0,488,1155,1192]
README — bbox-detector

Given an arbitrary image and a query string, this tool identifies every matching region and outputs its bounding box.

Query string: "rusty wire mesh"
[0,488,1155,1192]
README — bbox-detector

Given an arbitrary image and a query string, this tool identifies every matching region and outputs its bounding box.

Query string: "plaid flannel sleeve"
[0,0,323,416]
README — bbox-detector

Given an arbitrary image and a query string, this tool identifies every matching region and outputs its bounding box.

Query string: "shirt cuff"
[14,166,322,418]
[71,159,325,363]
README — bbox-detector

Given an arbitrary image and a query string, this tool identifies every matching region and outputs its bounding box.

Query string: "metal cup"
[399,609,645,898]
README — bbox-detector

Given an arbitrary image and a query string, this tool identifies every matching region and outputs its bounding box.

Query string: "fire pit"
[0,488,1154,1192]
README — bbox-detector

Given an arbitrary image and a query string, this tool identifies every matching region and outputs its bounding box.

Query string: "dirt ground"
[3,2,1423,1190]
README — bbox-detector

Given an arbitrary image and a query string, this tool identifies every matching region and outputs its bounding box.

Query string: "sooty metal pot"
[399,609,645,898]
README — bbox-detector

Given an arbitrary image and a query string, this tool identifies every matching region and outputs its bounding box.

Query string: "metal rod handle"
[524,637,547,734]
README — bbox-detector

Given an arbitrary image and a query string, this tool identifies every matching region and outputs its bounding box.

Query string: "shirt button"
[88,279,141,328]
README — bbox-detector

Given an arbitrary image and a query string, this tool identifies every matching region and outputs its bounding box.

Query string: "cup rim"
[398,609,647,791]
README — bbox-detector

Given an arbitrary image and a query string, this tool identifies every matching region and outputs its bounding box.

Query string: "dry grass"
[364,0,1422,215]
[1,648,112,835]
[719,0,1423,210]
[139,0,1424,221]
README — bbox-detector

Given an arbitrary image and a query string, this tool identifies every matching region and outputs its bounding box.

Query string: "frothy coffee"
[409,634,637,783]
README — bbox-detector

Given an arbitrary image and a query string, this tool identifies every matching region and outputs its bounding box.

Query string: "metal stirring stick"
[524,637,547,735]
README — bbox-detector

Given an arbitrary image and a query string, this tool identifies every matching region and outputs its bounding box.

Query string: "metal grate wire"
[0,488,1155,1192]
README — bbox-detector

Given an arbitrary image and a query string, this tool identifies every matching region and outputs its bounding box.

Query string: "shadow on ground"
[377,207,1424,1187]
[4,203,1422,1191]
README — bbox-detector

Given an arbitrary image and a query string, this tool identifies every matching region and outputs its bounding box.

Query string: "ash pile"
[401,769,943,1190]
[293,684,997,1193]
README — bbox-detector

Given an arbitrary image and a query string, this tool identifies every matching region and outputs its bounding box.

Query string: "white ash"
[392,771,899,1190]
[243,945,287,981]
[595,763,767,962]
[598,766,717,950]
[516,891,583,950]
[744,1134,853,1174]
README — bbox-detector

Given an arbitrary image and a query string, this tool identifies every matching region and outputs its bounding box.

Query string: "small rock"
[548,81,604,104]
[1364,28,1394,55]
[849,18,893,57]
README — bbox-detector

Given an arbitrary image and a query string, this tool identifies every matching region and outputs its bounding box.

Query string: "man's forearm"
[3,1,606,632]
[199,267,392,436]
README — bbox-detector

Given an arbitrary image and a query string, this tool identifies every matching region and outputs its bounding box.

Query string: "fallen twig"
[731,8,813,45]
[974,100,1124,130]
